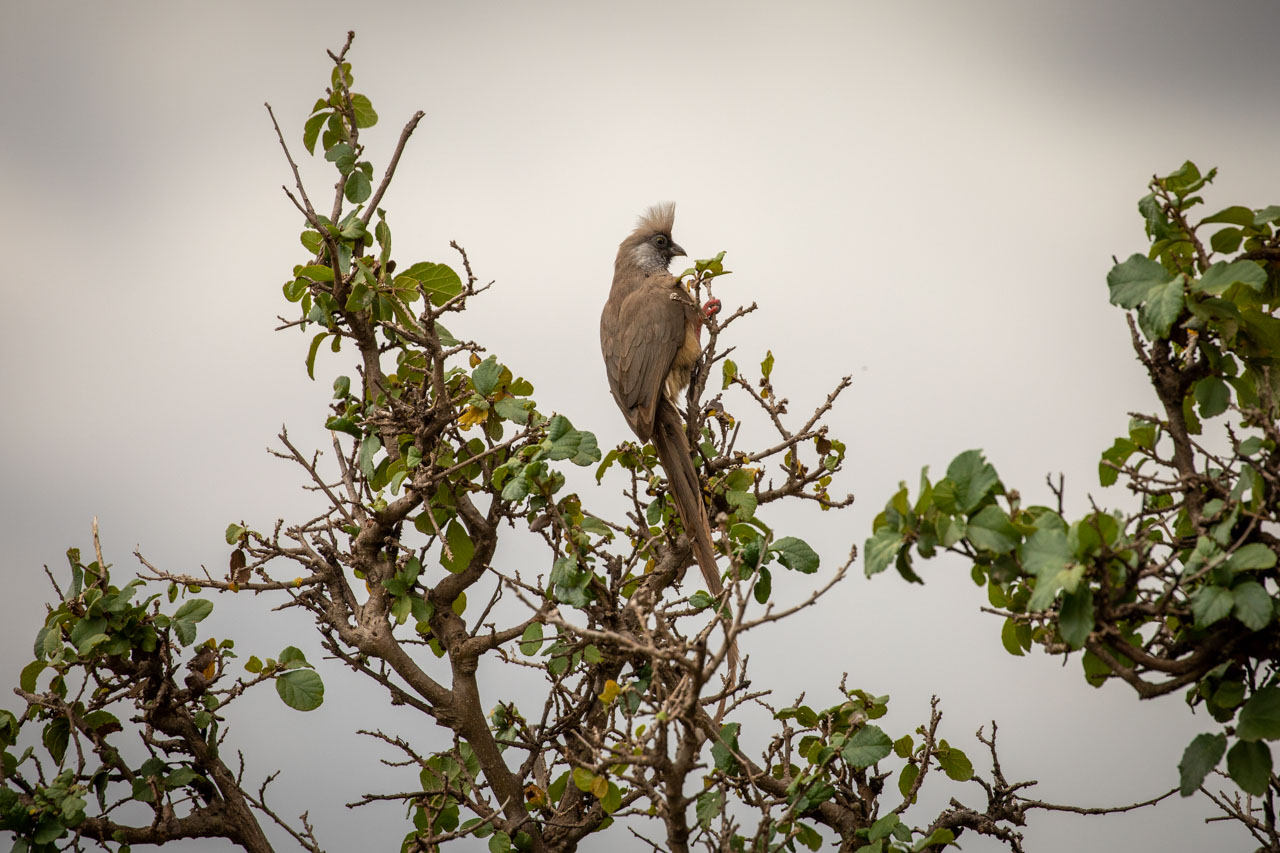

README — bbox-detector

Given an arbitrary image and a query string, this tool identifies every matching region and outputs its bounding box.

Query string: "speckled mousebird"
[599,203,738,687]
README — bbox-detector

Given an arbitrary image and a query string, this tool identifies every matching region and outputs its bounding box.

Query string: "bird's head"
[621,202,686,272]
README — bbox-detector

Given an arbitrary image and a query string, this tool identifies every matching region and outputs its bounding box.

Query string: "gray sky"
[3,1,1280,850]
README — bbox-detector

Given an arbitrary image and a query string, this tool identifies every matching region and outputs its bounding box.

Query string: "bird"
[600,203,738,686]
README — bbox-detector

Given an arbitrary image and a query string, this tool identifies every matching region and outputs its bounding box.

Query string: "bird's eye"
[654,235,669,247]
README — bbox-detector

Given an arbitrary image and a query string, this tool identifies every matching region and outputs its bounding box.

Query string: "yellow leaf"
[591,775,609,799]
[458,406,488,430]
[202,659,216,681]
[524,784,546,809]
[469,353,482,368]
[599,679,620,705]
[294,577,303,587]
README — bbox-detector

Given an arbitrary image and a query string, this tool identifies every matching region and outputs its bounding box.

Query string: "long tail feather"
[651,398,740,705]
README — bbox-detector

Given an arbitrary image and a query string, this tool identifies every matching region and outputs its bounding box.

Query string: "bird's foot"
[702,298,722,319]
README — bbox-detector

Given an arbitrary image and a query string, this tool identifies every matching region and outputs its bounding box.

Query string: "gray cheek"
[630,244,668,272]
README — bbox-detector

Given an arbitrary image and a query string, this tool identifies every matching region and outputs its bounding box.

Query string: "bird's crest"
[635,202,676,236]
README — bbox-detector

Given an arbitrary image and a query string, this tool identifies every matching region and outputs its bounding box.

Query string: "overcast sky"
[3,2,1280,851]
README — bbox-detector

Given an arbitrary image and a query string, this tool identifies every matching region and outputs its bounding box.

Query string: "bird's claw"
[703,298,722,319]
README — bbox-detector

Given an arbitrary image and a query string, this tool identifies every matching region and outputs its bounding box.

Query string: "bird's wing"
[603,277,687,440]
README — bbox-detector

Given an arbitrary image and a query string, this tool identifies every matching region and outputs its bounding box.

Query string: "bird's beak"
[670,242,687,258]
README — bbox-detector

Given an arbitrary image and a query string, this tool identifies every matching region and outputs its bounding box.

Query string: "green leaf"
[302,110,328,154]
[1227,543,1277,572]
[721,358,737,389]
[1099,437,1136,486]
[519,623,544,655]
[132,776,156,803]
[1021,527,1071,576]
[1232,581,1273,631]
[225,523,247,545]
[399,262,463,306]
[338,214,366,240]
[695,789,723,830]
[325,142,355,175]
[898,763,919,801]
[1211,229,1243,255]
[1195,260,1267,295]
[77,632,110,655]
[1194,377,1231,419]
[1201,205,1255,226]
[544,415,601,465]
[772,537,819,574]
[276,669,324,711]
[572,767,596,792]
[1138,275,1185,340]
[358,433,380,481]
[761,350,774,379]
[1059,586,1094,649]
[349,93,378,128]
[1179,733,1226,795]
[283,278,309,302]
[441,520,475,574]
[911,829,956,853]
[795,822,823,851]
[866,814,900,843]
[967,505,1018,554]
[840,724,893,768]
[306,331,328,379]
[726,488,757,521]
[488,831,512,853]
[752,565,772,603]
[171,620,197,647]
[711,722,741,774]
[1107,254,1170,308]
[165,767,199,789]
[43,717,69,763]
[344,169,371,204]
[1227,739,1272,796]
[1191,585,1234,628]
[1161,160,1205,191]
[1139,192,1175,240]
[20,660,45,693]
[1239,436,1265,457]
[494,396,532,424]
[1128,417,1157,449]
[278,645,310,668]
[501,469,529,502]
[300,264,334,283]
[173,599,213,624]
[601,781,622,814]
[864,527,904,578]
[1000,617,1027,656]
[946,450,999,512]
[472,356,503,396]
[936,743,973,781]
[1237,687,1280,741]
[1081,649,1112,687]
[1255,205,1280,226]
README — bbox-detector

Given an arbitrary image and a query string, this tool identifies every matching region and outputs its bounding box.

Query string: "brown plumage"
[600,204,737,689]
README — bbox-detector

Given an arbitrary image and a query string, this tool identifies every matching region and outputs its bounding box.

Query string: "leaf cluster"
[867,161,1280,839]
